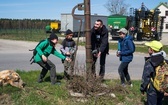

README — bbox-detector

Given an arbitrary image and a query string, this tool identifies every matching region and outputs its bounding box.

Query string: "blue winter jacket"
[118,35,135,62]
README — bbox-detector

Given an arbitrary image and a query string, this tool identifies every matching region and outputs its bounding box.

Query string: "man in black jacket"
[91,19,109,80]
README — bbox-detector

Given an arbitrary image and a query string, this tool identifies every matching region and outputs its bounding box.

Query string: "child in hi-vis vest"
[60,29,76,80]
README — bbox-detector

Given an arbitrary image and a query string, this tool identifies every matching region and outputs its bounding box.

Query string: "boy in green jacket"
[34,33,71,85]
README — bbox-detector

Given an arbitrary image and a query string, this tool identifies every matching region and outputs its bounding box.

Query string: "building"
[155,2,168,33]
[60,13,108,36]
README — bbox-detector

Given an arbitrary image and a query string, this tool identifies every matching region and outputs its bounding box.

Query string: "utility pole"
[84,0,92,78]
[71,0,92,79]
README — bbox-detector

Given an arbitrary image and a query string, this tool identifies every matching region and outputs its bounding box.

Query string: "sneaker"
[130,84,133,87]
[121,83,126,87]
[127,81,133,87]
[98,75,104,82]
[51,82,61,85]
[37,78,43,83]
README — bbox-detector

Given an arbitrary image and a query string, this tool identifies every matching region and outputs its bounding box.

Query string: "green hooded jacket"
[34,39,65,63]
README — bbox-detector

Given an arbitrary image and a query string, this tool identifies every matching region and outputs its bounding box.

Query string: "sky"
[0,0,167,20]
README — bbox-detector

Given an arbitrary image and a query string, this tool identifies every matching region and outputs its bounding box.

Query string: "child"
[60,29,76,79]
[140,40,165,105]
[34,33,71,85]
[116,28,135,87]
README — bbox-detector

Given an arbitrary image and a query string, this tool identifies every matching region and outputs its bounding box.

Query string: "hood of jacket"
[126,35,134,41]
[145,52,164,67]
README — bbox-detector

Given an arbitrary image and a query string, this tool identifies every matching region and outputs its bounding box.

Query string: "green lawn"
[0,70,168,105]
[0,70,143,105]
[1,30,168,104]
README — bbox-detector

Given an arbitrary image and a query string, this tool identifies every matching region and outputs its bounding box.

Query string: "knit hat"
[49,33,58,40]
[117,28,128,34]
[145,40,163,51]
[66,29,73,35]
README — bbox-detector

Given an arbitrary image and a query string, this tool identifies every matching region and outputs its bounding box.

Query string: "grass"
[1,29,168,104]
[0,70,144,105]
[1,70,168,105]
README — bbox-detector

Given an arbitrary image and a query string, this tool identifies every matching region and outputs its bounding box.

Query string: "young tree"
[105,0,129,15]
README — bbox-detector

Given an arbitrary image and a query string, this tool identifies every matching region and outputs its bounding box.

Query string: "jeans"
[118,62,131,84]
[37,60,56,84]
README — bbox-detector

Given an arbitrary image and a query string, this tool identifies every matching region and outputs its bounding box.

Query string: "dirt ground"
[0,93,13,105]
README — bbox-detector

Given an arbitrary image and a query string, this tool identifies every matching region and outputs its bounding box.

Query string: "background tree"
[105,0,130,15]
[0,18,59,30]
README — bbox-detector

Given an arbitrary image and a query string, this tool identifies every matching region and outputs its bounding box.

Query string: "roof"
[108,14,127,18]
[61,13,107,17]
[154,2,168,10]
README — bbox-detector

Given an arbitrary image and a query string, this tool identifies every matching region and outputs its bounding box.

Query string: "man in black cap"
[34,33,71,85]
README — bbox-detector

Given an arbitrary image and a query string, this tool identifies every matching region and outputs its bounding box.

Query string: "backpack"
[118,37,135,53]
[151,60,168,93]
[29,39,49,64]
[132,41,135,53]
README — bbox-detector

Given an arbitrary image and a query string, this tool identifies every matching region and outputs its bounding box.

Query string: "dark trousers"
[92,52,106,78]
[118,62,131,84]
[37,60,56,84]
[147,85,164,105]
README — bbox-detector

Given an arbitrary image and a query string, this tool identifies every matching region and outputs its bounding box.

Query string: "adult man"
[116,28,135,87]
[91,19,109,80]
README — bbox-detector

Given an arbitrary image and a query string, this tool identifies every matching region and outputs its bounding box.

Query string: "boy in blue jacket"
[116,28,135,87]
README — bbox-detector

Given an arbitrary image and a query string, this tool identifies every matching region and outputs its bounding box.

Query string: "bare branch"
[105,0,130,15]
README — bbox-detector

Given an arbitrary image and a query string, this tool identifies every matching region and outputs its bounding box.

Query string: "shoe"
[98,75,104,82]
[37,79,43,83]
[51,82,61,85]
[127,81,133,87]
[130,84,133,87]
[121,83,126,87]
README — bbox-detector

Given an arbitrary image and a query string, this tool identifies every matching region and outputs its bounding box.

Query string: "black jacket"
[91,25,109,54]
[140,53,165,93]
